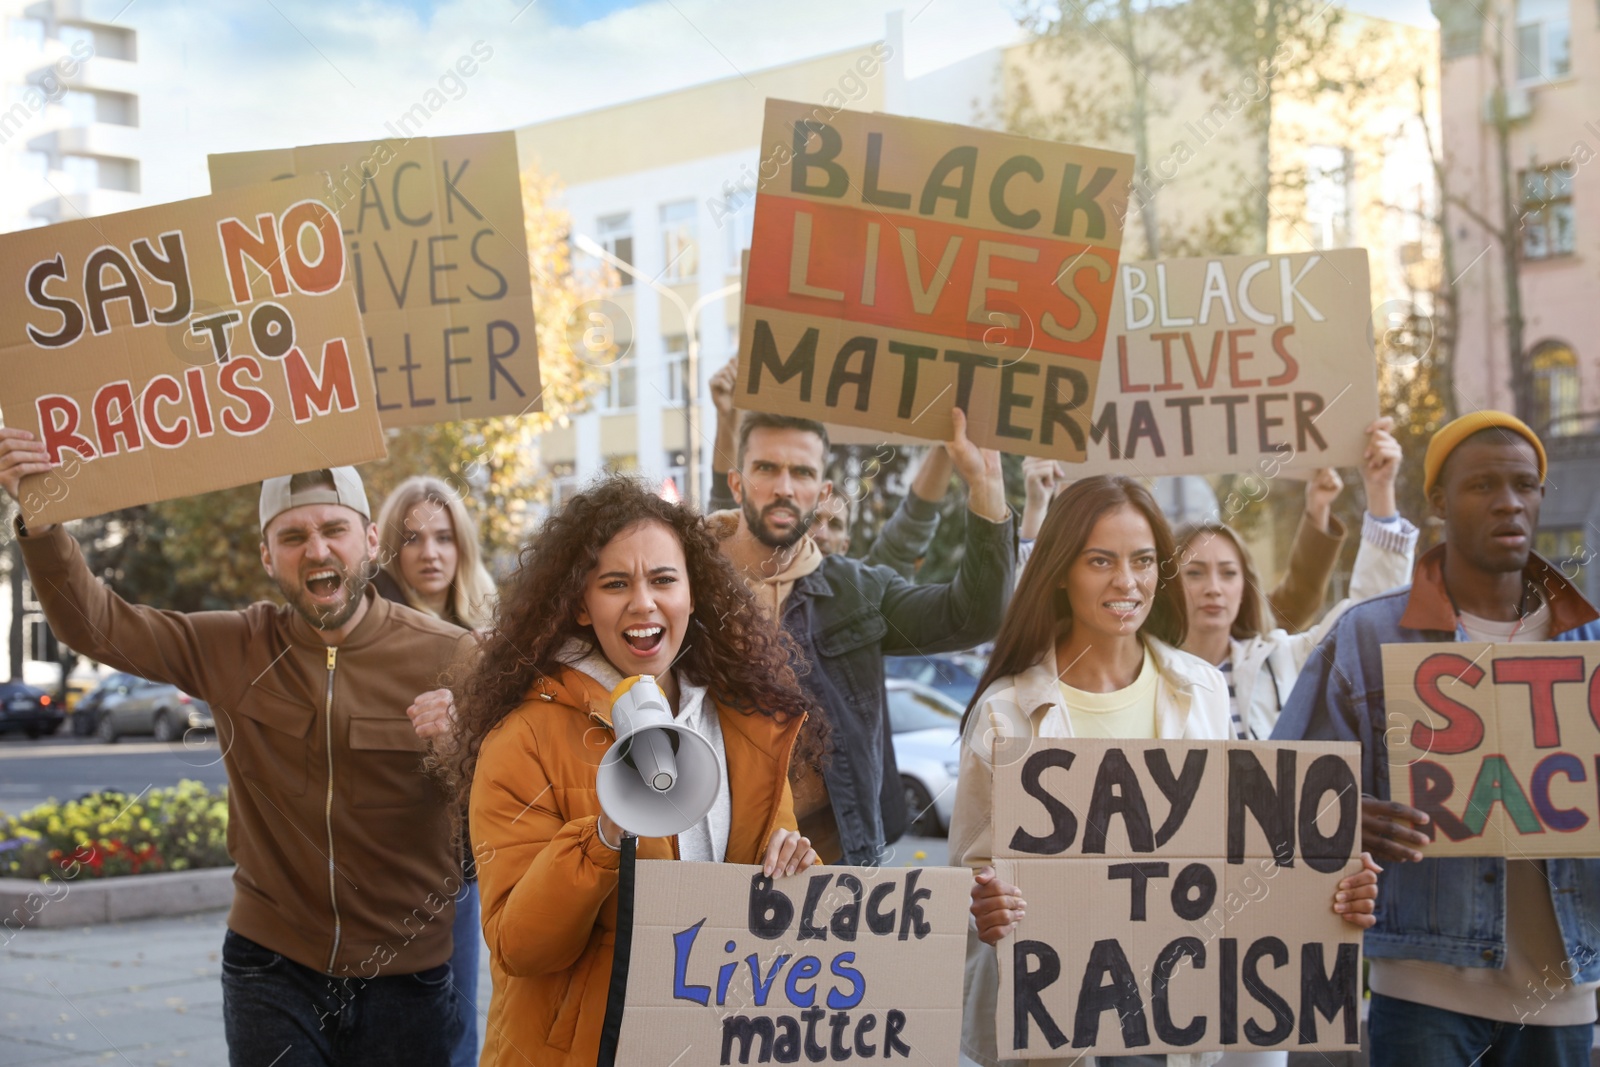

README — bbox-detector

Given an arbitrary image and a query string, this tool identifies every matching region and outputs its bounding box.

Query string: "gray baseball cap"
[259,467,370,532]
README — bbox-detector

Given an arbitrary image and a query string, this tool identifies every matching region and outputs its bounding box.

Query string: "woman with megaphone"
[452,475,819,1067]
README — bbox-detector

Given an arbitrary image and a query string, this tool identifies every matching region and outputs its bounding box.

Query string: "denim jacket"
[780,510,1014,865]
[1271,545,1600,980]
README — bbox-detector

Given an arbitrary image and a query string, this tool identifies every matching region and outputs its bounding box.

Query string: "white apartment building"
[1,0,147,234]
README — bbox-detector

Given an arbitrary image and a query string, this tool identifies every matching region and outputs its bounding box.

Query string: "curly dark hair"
[451,474,819,808]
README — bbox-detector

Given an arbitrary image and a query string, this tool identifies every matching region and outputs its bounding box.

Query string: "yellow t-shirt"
[1057,647,1159,741]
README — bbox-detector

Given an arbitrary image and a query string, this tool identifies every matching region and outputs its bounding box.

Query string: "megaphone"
[596,675,721,838]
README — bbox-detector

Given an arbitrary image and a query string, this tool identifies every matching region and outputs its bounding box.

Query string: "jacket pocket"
[814,607,889,716]
[235,689,315,797]
[548,936,607,1053]
[348,715,431,809]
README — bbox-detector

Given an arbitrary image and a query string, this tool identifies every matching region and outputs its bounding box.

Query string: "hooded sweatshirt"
[704,509,823,618]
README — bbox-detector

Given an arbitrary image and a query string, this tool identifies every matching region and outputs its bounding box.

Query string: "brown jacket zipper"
[324,645,341,973]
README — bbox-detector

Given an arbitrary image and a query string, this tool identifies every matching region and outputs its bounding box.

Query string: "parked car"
[887,680,964,836]
[884,653,985,706]
[85,674,214,743]
[0,681,63,739]
[73,672,133,736]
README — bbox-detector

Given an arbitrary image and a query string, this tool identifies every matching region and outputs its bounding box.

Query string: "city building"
[1432,0,1599,598]
[518,8,1439,579]
[1,0,147,234]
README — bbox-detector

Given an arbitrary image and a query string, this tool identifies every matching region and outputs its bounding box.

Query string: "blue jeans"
[448,881,480,1067]
[1368,992,1593,1067]
[220,929,461,1066]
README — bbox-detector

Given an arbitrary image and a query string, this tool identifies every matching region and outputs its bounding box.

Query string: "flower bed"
[0,780,229,880]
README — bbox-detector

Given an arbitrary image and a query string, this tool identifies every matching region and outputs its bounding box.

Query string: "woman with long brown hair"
[452,475,818,1067]
[948,475,1379,1067]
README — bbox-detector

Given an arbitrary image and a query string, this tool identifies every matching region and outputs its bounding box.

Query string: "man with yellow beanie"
[1275,411,1600,1066]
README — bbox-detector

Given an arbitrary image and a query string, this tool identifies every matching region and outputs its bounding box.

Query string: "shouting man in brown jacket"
[1,431,473,1067]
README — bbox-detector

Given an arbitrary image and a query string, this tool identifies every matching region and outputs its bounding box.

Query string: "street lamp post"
[574,234,740,508]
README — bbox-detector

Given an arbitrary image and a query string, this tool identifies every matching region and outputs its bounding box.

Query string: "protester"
[710,356,952,575]
[1273,412,1600,1066]
[1020,457,1360,632]
[712,406,1013,865]
[0,432,472,1067]
[951,474,1381,1067]
[1177,417,1418,741]
[376,476,496,629]
[374,476,497,1067]
[452,475,816,1067]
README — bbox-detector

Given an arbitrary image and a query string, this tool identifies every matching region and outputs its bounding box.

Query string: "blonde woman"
[376,476,496,631]
[375,475,496,1067]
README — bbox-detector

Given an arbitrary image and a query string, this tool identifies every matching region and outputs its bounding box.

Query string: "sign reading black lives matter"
[209,131,542,428]
[0,176,386,526]
[993,739,1364,1057]
[612,861,968,1066]
[738,98,1134,460]
[1072,250,1379,477]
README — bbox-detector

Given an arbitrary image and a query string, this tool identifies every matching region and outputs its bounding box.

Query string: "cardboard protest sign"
[992,738,1363,1057]
[1066,250,1379,477]
[0,177,385,525]
[613,860,968,1066]
[737,99,1133,460]
[1384,641,1600,858]
[209,131,541,428]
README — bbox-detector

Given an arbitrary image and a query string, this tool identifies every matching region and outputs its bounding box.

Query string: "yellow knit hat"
[1423,411,1547,497]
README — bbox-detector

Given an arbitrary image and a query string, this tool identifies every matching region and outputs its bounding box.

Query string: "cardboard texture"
[614,860,969,1066]
[209,131,542,427]
[1067,250,1379,476]
[1383,640,1600,858]
[0,176,386,525]
[991,738,1363,1056]
[737,99,1134,460]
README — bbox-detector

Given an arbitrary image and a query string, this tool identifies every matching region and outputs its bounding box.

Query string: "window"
[10,17,44,47]
[599,357,636,412]
[1521,165,1576,259]
[1530,342,1580,435]
[549,461,579,509]
[603,453,638,473]
[94,91,137,126]
[61,89,97,124]
[1304,145,1354,249]
[663,334,692,403]
[96,157,138,192]
[596,212,633,288]
[1515,0,1571,82]
[722,191,756,265]
[660,200,698,284]
[18,151,49,178]
[57,24,94,53]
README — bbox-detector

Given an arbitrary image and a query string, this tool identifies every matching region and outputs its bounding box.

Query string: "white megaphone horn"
[596,675,721,838]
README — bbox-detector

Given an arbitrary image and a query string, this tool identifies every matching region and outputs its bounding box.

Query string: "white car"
[887,680,964,836]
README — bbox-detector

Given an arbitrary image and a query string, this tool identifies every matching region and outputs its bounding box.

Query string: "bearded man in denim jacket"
[1274,412,1600,1066]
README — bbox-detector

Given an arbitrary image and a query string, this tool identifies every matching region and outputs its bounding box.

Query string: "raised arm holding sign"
[0,177,387,525]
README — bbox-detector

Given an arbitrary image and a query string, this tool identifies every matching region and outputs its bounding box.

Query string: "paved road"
[0,736,230,816]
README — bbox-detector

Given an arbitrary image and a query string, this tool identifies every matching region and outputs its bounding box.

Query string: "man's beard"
[276,559,371,633]
[743,496,815,550]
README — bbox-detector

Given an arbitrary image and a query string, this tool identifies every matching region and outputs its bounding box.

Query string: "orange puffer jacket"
[470,665,803,1067]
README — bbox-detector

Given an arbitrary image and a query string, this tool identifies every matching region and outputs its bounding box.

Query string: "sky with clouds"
[124,0,1435,204]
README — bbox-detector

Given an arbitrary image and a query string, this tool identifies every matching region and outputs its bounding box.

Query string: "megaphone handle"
[594,832,637,1067]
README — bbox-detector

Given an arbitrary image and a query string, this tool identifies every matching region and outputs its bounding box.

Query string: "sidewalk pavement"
[0,910,492,1066]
